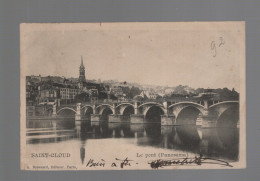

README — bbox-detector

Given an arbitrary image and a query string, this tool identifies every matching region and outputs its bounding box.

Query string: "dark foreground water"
[26,117,239,167]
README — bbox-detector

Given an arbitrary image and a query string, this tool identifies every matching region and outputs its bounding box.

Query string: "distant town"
[26,58,239,108]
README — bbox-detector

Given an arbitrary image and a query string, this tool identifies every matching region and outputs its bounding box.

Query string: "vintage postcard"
[20,22,246,170]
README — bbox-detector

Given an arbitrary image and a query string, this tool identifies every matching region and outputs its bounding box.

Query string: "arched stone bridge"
[52,100,239,128]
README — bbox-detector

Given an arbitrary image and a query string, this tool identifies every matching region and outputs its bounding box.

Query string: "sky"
[21,22,245,91]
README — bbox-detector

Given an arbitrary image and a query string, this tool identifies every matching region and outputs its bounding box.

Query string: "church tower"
[79,56,86,83]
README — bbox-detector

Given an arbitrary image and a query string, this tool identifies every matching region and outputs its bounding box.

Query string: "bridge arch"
[168,102,205,109]
[96,104,114,110]
[99,106,113,121]
[209,101,239,109]
[83,107,94,120]
[57,107,76,116]
[120,105,135,121]
[143,105,165,123]
[209,101,239,116]
[209,101,239,127]
[81,105,93,110]
[138,102,164,109]
[176,106,203,125]
[169,102,206,125]
[119,104,135,115]
[216,105,239,127]
[116,103,135,109]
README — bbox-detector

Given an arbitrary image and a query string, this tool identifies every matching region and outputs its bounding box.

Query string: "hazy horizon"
[26,72,240,91]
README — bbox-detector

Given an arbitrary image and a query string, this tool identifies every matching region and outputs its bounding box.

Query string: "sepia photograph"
[20,22,246,170]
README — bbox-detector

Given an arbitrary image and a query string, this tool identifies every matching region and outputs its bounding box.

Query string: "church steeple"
[80,56,84,67]
[79,56,86,83]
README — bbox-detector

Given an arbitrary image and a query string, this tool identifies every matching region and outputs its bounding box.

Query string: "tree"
[110,94,118,100]
[98,91,108,100]
[129,86,142,99]
[213,88,239,100]
[121,86,131,98]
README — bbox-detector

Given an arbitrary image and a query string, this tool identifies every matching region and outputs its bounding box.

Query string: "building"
[38,87,59,105]
[26,81,38,105]
[87,89,99,102]
[110,86,128,101]
[143,90,157,99]
[60,87,79,104]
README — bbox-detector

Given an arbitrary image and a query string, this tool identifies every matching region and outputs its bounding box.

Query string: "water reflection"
[80,145,85,164]
[26,118,77,144]
[26,118,239,163]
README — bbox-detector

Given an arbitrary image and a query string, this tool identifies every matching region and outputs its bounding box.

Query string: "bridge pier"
[161,115,175,125]
[89,105,102,121]
[52,104,57,118]
[112,103,117,114]
[75,103,82,121]
[90,114,101,122]
[130,114,144,124]
[108,114,124,123]
[200,101,219,127]
[134,102,139,114]
[161,101,176,125]
[201,115,217,128]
